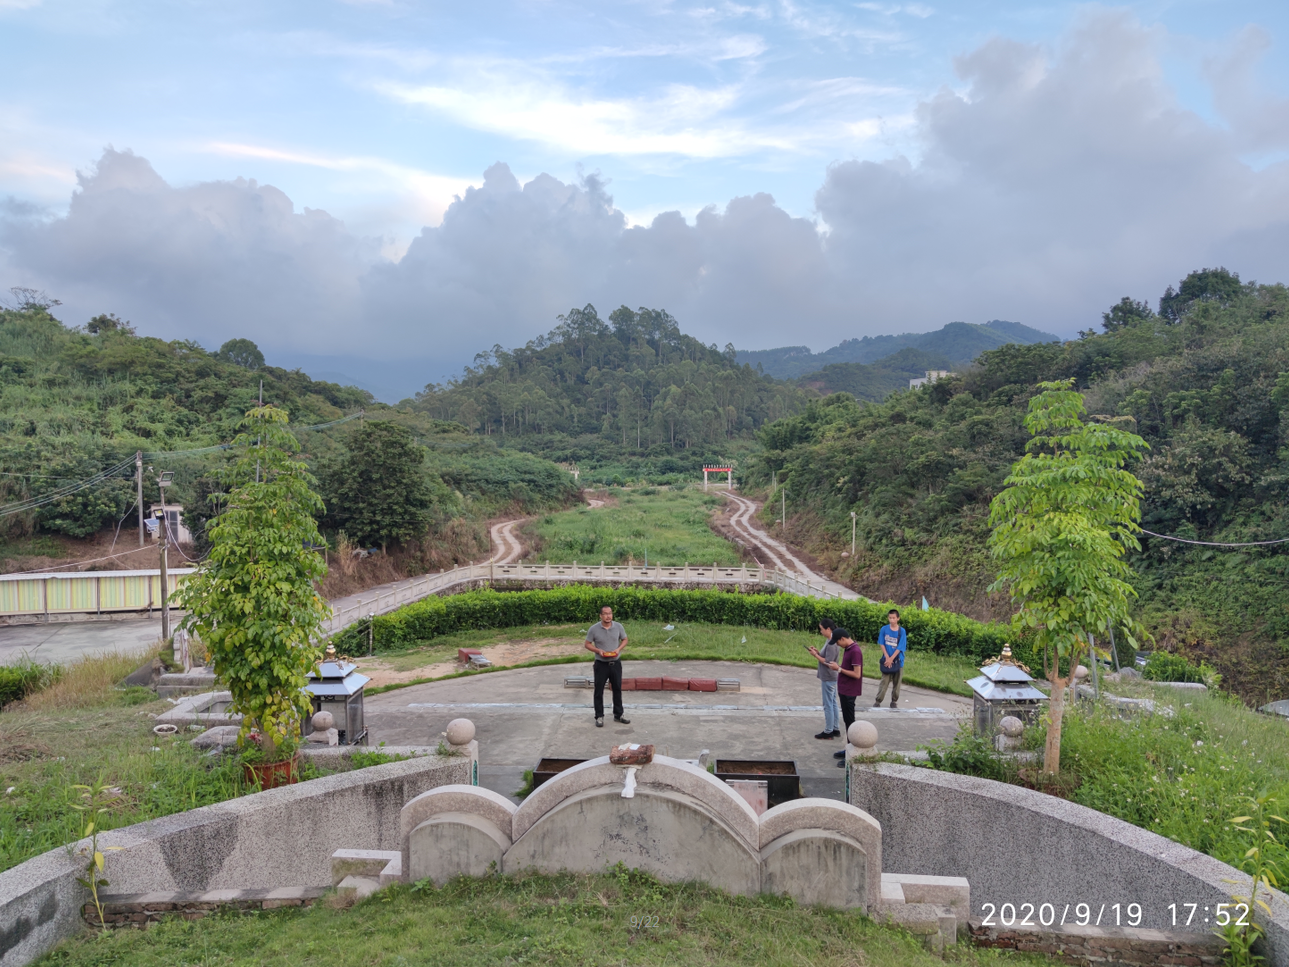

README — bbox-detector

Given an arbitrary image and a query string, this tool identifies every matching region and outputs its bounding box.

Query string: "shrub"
[1142,651,1207,683]
[348,585,1014,659]
[0,657,59,708]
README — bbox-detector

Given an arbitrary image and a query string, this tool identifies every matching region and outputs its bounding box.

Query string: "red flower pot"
[243,753,301,790]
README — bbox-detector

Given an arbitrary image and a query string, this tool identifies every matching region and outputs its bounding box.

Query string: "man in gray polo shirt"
[585,605,631,728]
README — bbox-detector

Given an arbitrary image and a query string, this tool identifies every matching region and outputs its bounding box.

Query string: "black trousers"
[839,694,857,733]
[593,660,623,719]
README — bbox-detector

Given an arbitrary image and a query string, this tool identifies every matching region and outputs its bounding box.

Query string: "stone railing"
[323,561,849,638]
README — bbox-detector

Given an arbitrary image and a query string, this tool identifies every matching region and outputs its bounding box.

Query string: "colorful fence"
[0,569,196,619]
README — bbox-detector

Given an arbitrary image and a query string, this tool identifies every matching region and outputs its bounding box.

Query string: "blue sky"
[3,1,1289,400]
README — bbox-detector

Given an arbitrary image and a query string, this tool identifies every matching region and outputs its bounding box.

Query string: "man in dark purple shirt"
[827,629,864,766]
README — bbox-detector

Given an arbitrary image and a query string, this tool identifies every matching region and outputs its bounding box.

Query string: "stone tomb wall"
[848,763,1289,967]
[396,756,883,910]
[0,749,475,967]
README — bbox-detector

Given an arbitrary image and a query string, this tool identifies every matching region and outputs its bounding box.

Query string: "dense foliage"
[796,347,953,401]
[0,307,577,556]
[750,269,1289,703]
[318,420,448,549]
[412,305,806,456]
[175,407,330,753]
[0,306,367,539]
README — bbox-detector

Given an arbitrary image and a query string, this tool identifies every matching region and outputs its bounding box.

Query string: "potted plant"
[239,730,302,789]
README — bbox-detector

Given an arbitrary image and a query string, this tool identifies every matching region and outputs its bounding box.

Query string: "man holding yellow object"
[585,605,631,728]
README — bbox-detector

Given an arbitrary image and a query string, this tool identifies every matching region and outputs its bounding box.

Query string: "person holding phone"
[806,619,841,739]
[826,630,863,766]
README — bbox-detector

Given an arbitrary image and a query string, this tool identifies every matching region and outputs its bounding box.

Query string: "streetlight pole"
[850,511,856,558]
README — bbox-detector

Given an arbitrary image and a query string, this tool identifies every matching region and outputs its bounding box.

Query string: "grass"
[0,650,434,875]
[35,867,1042,967]
[525,488,742,567]
[0,651,252,875]
[364,620,979,698]
[922,678,1289,873]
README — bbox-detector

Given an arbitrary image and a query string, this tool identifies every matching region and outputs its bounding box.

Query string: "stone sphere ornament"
[311,710,335,731]
[999,715,1024,738]
[848,720,878,750]
[445,718,476,746]
[1074,665,1090,681]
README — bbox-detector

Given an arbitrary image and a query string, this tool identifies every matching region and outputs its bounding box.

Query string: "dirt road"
[488,518,527,564]
[723,492,861,599]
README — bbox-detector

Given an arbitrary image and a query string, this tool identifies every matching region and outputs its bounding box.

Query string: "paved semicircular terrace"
[364,660,972,803]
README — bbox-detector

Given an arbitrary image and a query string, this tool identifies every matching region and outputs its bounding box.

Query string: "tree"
[1101,297,1154,332]
[216,338,265,370]
[1159,267,1242,322]
[987,380,1148,774]
[322,420,442,550]
[85,313,136,336]
[175,406,329,758]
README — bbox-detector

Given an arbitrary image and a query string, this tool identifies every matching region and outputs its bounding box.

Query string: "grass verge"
[922,679,1289,872]
[363,621,978,697]
[525,488,742,566]
[0,650,432,875]
[36,868,1040,967]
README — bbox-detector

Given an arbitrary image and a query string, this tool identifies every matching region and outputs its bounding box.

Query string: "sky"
[2,1,1288,401]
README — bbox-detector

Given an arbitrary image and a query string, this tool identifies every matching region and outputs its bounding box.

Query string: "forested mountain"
[750,269,1289,703]
[0,303,574,557]
[412,305,807,454]
[796,347,954,401]
[739,320,1059,378]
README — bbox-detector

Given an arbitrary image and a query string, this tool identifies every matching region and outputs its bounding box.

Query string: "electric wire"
[1139,528,1289,548]
[0,412,365,519]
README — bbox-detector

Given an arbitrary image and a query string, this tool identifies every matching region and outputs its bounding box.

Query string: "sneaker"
[595,717,604,728]
[829,729,842,737]
[836,759,847,768]
[614,716,631,725]
[814,730,834,740]
[832,750,846,759]
[889,703,898,709]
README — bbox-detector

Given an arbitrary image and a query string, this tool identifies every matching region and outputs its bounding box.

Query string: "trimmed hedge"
[346,585,1022,663]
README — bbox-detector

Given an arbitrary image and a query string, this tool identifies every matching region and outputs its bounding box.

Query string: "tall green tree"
[175,406,330,757]
[987,380,1149,774]
[322,420,442,550]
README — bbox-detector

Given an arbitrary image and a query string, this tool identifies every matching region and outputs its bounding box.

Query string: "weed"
[68,779,124,930]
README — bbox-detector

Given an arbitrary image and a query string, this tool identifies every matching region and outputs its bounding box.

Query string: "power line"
[1140,528,1289,548]
[0,411,364,519]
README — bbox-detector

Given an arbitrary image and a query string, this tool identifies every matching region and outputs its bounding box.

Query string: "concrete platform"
[365,660,971,804]
[0,614,166,666]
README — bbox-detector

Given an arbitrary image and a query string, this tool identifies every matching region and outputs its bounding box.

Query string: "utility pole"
[136,451,144,546]
[781,488,786,532]
[156,471,174,642]
[850,511,857,557]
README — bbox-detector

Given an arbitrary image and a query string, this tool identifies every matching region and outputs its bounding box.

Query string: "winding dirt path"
[723,492,862,599]
[489,518,527,564]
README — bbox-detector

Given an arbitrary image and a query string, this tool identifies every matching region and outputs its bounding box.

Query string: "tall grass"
[21,649,153,712]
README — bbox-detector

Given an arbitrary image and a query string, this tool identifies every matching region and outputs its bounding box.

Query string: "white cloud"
[5,9,1289,400]
[202,141,472,227]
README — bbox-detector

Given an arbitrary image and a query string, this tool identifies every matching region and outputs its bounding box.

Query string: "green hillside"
[0,305,575,558]
[738,319,1058,378]
[749,269,1289,705]
[410,304,808,474]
